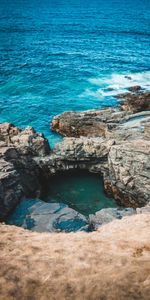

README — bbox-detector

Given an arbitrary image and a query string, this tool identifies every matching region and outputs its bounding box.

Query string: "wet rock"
[7,198,89,232]
[116,91,150,113]
[128,85,142,92]
[125,75,132,80]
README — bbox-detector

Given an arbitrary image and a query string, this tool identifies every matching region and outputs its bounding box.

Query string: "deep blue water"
[0,0,150,146]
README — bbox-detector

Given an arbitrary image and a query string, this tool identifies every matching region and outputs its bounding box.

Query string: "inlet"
[45,170,118,216]
[6,170,123,232]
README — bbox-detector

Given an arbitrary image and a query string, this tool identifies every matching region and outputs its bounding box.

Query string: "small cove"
[45,171,118,216]
[7,171,120,232]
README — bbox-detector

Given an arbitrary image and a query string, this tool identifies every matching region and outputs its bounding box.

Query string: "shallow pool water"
[7,171,120,232]
[45,171,118,216]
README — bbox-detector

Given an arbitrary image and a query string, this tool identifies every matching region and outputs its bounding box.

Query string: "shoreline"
[0,87,149,231]
[0,86,150,300]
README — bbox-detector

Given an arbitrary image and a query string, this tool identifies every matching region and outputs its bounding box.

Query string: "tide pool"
[45,171,118,216]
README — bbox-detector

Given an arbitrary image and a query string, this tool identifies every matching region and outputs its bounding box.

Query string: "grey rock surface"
[89,207,136,229]
[0,94,150,221]
[0,123,50,220]
[7,199,89,232]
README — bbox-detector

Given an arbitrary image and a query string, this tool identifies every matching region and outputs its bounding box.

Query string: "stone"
[116,91,150,113]
[89,207,136,229]
[7,198,89,232]
[128,85,142,92]
[0,91,150,221]
[0,123,51,220]
[51,108,128,138]
[107,140,150,207]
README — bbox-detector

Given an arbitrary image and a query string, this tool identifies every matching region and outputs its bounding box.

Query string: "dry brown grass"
[0,214,150,300]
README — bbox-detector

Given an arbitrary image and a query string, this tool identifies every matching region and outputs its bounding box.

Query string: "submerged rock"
[7,198,89,232]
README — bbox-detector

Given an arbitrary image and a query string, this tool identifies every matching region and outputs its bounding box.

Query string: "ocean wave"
[87,71,150,99]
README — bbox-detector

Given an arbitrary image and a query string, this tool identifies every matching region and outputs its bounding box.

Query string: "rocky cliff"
[0,90,150,220]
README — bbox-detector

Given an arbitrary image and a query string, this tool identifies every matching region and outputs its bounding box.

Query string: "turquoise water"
[0,0,150,146]
[7,172,119,232]
[46,172,118,216]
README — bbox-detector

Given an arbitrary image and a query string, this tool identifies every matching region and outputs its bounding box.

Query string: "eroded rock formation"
[0,88,150,223]
[51,104,150,208]
[116,90,150,113]
[0,123,50,220]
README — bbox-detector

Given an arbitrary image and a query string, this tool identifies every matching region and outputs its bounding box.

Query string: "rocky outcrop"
[0,122,50,156]
[51,108,129,137]
[107,140,150,207]
[116,90,150,113]
[128,85,142,92]
[51,107,150,208]
[0,214,150,300]
[0,123,50,220]
[0,91,150,221]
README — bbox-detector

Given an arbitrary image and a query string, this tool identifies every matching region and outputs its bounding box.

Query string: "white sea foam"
[86,71,150,99]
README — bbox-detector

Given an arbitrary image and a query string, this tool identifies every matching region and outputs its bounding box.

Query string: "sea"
[0,0,150,147]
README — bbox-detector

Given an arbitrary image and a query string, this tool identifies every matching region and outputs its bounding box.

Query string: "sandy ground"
[0,214,150,300]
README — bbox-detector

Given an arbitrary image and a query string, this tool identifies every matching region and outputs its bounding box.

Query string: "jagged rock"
[116,91,150,113]
[0,101,150,220]
[0,123,50,156]
[0,123,51,220]
[107,140,150,207]
[0,159,23,219]
[7,198,89,232]
[54,137,115,160]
